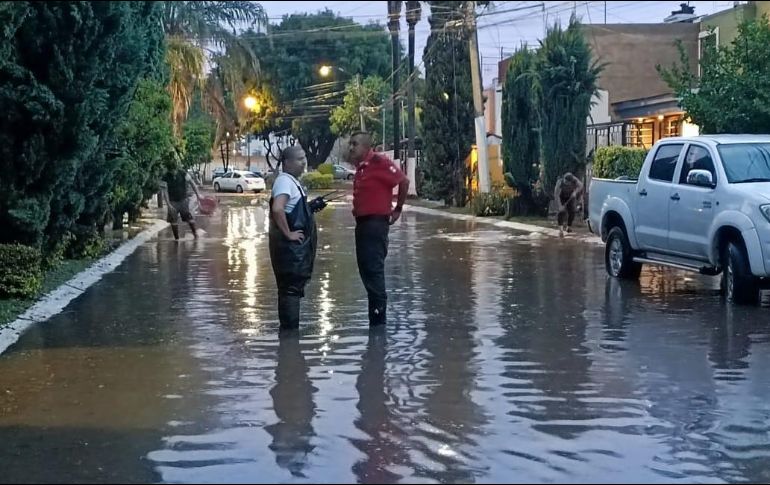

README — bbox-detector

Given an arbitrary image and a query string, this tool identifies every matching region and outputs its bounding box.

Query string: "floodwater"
[1,201,770,484]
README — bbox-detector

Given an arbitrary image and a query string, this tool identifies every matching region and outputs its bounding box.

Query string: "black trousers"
[355,216,390,325]
[557,195,577,227]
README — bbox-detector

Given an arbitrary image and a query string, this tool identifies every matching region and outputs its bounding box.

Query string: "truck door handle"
[670,193,680,201]
[639,189,648,197]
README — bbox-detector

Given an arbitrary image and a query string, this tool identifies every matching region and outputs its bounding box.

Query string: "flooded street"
[2,202,770,483]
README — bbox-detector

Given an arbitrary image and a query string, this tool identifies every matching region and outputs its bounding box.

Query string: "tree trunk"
[112,210,124,230]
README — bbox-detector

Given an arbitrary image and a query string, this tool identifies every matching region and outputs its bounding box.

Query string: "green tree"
[538,16,602,198]
[502,46,541,213]
[0,1,165,255]
[244,82,291,170]
[421,1,475,206]
[247,9,391,168]
[659,15,770,134]
[111,79,177,229]
[330,75,388,143]
[182,115,216,171]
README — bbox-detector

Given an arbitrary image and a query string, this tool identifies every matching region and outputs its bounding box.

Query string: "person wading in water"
[268,146,330,330]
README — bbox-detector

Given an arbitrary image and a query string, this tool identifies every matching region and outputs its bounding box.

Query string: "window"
[649,144,684,182]
[244,173,259,179]
[627,122,654,148]
[718,143,770,183]
[680,145,716,185]
[698,28,718,77]
[223,173,232,179]
[662,115,683,138]
[233,173,241,179]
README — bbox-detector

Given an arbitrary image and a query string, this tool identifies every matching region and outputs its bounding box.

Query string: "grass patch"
[0,258,94,328]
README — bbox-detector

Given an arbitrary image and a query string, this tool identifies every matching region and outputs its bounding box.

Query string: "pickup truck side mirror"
[687,169,716,188]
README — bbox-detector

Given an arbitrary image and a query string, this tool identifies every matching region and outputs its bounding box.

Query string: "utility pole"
[356,74,366,131]
[387,1,402,162]
[604,1,607,24]
[466,0,491,194]
[382,94,386,151]
[405,1,421,197]
[246,132,251,168]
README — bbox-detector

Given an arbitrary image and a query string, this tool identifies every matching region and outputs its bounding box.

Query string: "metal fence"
[586,122,628,155]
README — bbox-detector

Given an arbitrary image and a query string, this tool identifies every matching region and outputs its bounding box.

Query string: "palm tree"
[161,1,266,134]
[387,1,402,160]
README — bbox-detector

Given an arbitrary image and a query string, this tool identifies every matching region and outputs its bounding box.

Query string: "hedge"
[301,172,334,190]
[0,244,42,298]
[470,184,514,217]
[317,163,334,176]
[593,146,648,180]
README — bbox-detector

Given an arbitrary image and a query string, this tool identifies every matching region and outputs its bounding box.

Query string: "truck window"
[649,144,683,182]
[679,145,717,184]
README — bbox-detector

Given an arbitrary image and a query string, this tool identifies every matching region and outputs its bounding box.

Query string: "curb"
[405,204,604,246]
[0,219,169,356]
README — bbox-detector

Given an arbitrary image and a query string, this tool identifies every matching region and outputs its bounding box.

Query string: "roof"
[612,93,683,119]
[660,135,770,145]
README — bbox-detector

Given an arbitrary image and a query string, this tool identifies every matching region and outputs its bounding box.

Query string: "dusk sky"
[259,1,734,86]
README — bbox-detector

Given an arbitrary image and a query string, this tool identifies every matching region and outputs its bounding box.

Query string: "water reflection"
[4,205,770,483]
[265,331,317,478]
[351,328,410,483]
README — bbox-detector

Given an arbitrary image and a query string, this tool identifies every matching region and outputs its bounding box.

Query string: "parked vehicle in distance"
[213,170,266,193]
[332,164,355,180]
[211,166,232,181]
[588,135,770,305]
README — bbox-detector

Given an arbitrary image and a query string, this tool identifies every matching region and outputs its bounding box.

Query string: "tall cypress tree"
[0,1,165,254]
[421,1,475,207]
[538,16,601,198]
[502,46,541,213]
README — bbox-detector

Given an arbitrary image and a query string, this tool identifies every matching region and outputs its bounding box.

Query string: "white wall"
[589,89,611,125]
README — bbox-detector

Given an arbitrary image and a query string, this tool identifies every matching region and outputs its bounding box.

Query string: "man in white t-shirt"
[268,147,318,331]
[271,166,305,220]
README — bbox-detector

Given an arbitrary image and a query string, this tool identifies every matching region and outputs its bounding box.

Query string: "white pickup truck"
[589,135,770,304]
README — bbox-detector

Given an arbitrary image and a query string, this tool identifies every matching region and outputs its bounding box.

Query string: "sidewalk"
[0,214,168,354]
[405,199,603,246]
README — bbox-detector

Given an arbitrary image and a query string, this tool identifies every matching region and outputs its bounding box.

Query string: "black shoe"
[278,295,301,330]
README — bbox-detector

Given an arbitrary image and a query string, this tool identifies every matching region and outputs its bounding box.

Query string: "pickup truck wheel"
[605,226,641,280]
[722,241,758,305]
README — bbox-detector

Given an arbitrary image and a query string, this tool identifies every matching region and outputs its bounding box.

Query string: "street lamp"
[242,95,263,169]
[244,95,259,111]
[319,65,333,77]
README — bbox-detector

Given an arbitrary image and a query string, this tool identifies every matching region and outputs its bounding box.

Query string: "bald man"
[347,132,409,326]
[269,146,318,330]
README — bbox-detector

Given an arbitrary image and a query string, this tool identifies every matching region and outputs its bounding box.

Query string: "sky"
[258,1,738,86]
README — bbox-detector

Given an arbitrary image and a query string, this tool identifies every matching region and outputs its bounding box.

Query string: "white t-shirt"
[271,173,305,213]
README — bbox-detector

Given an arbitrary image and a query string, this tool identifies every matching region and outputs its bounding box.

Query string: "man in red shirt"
[348,132,409,326]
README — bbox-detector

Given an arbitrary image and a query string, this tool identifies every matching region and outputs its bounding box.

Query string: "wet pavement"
[2,201,770,484]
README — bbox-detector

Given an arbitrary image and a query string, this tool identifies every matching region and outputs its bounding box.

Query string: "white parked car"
[333,164,355,180]
[588,135,770,304]
[213,170,266,193]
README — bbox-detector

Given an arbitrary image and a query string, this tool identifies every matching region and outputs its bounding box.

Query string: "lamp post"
[243,95,261,169]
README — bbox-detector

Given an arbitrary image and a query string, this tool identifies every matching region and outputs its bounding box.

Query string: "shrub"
[66,228,106,260]
[317,163,334,176]
[470,184,513,217]
[593,146,648,179]
[301,172,334,190]
[0,244,43,298]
